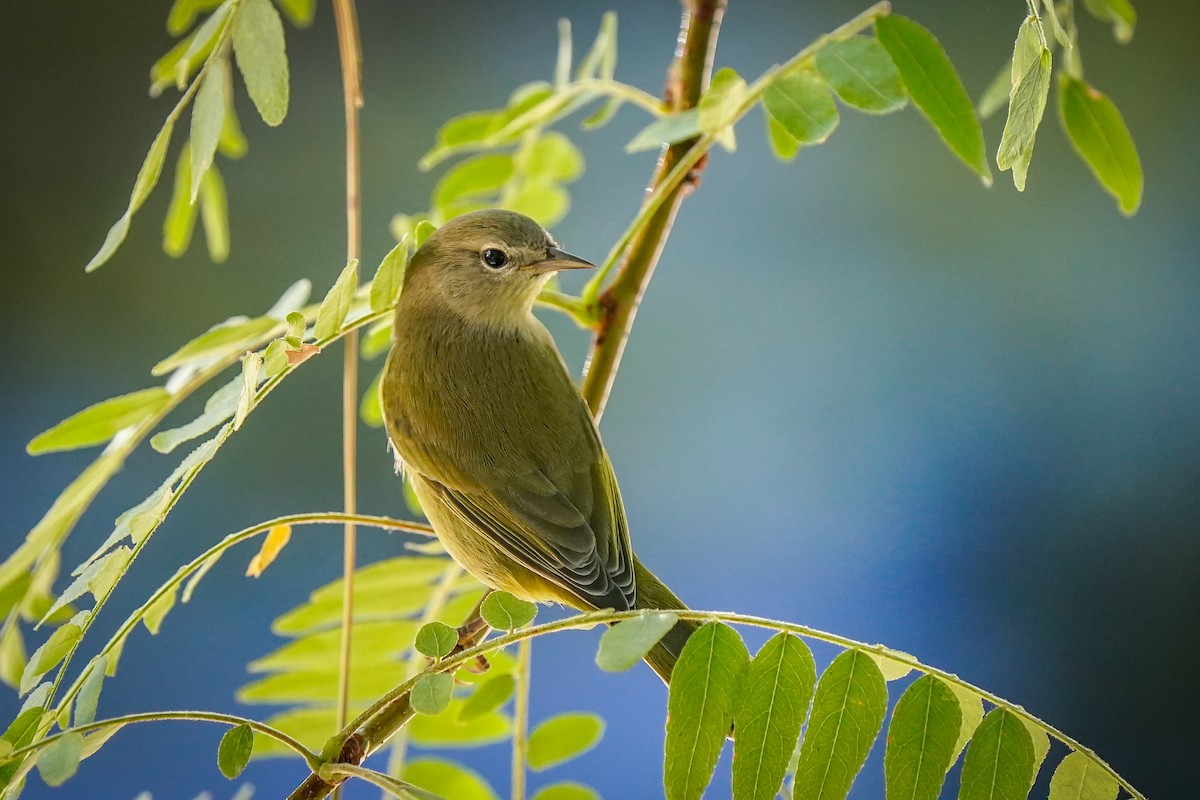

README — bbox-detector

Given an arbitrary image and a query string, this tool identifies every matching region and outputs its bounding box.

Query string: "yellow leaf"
[246,524,292,577]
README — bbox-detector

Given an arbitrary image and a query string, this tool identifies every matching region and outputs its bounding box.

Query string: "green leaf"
[37,731,84,787]
[74,656,108,727]
[360,367,384,428]
[415,621,459,659]
[996,19,1052,191]
[595,611,678,672]
[152,376,241,454]
[420,111,503,171]
[314,260,359,341]
[506,181,570,228]
[866,648,915,682]
[815,37,907,114]
[232,0,290,126]
[413,219,438,249]
[883,675,961,800]
[167,0,227,37]
[625,109,701,154]
[664,622,749,800]
[977,61,1013,120]
[582,96,623,130]
[79,722,124,761]
[153,2,232,96]
[524,132,585,183]
[947,684,985,765]
[262,338,289,377]
[198,163,230,262]
[239,662,406,705]
[459,674,515,722]
[404,758,498,800]
[1082,0,1136,43]
[273,0,316,27]
[219,87,249,157]
[0,624,26,689]
[362,320,394,360]
[434,154,514,213]
[527,712,604,771]
[21,614,85,695]
[408,698,511,747]
[153,316,280,376]
[875,15,992,184]
[249,620,415,672]
[792,649,888,800]
[532,783,599,800]
[764,112,800,162]
[285,310,307,347]
[1048,751,1119,800]
[233,351,262,430]
[958,708,1035,800]
[218,723,254,779]
[163,143,200,257]
[1057,74,1142,215]
[28,388,170,455]
[370,239,408,312]
[479,591,537,630]
[143,586,178,635]
[731,633,816,800]
[86,117,176,271]
[698,67,748,151]
[412,673,455,715]
[762,69,839,145]
[190,54,228,200]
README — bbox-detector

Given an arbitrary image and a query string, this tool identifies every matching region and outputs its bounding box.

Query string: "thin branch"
[331,0,365,765]
[580,0,728,419]
[1,710,319,771]
[510,638,533,800]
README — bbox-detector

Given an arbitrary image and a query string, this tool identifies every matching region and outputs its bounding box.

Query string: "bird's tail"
[630,558,699,685]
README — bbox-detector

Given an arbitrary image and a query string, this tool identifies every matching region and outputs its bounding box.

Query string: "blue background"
[1,1,1197,798]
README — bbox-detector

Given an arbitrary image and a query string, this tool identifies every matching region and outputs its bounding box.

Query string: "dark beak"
[523,246,595,273]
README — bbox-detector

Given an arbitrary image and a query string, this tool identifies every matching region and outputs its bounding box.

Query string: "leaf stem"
[292,607,1146,800]
[331,0,365,772]
[1,709,319,771]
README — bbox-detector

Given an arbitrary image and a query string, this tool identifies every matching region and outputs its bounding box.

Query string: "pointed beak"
[523,246,595,274]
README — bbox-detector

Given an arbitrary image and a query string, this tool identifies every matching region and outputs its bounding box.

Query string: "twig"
[580,0,728,419]
[331,0,364,782]
[510,638,533,800]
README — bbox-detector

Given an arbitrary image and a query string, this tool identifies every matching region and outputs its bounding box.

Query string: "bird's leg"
[453,591,493,673]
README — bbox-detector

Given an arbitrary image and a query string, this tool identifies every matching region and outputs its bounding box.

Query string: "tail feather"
[631,558,699,684]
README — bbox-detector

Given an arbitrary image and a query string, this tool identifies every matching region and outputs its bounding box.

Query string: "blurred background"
[1,0,1197,797]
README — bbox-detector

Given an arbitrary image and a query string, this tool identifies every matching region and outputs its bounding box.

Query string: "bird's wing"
[425,442,636,611]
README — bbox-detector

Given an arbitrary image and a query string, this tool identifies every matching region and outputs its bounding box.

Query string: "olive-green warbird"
[382,209,696,682]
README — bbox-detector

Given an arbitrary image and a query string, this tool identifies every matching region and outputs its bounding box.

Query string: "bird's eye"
[481,248,508,269]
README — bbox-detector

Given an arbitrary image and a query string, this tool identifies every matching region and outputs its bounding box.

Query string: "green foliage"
[663,622,749,800]
[0,4,1154,800]
[479,591,537,631]
[876,15,992,184]
[731,633,815,800]
[882,675,961,800]
[792,649,888,800]
[217,723,254,779]
[959,708,1037,800]
[594,610,678,671]
[27,389,171,456]
[526,713,604,771]
[1058,74,1143,215]
[996,17,1053,190]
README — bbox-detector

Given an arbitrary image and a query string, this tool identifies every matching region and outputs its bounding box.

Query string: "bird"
[381,208,697,683]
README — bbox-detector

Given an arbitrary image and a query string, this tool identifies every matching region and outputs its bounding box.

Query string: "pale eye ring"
[482,248,508,269]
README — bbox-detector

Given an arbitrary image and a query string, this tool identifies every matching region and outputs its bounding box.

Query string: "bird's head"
[401,209,593,328]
